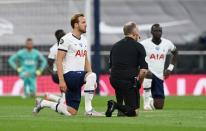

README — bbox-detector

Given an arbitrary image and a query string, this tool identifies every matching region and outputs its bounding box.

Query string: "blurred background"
[0,0,206,96]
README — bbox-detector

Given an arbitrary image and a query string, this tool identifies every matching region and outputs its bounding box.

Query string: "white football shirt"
[58,32,87,74]
[140,37,176,80]
[48,43,58,72]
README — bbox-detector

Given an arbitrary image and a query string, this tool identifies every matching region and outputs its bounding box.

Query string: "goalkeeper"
[8,38,47,98]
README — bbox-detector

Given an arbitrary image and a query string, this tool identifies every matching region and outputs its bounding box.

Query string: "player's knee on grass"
[154,98,164,109]
[123,108,137,117]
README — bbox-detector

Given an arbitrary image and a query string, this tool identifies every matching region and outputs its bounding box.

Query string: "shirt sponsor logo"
[150,53,164,60]
[75,50,87,57]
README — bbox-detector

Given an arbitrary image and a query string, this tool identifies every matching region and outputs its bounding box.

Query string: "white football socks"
[46,93,65,104]
[84,92,94,112]
[84,73,96,112]
[41,100,71,116]
[46,93,61,102]
[143,78,153,110]
[60,93,65,104]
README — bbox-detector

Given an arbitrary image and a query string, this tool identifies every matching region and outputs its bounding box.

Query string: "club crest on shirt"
[79,43,83,47]
[155,46,160,51]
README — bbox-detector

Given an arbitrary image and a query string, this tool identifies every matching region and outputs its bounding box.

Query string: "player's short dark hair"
[123,22,137,35]
[26,38,32,42]
[151,24,161,31]
[55,29,65,43]
[70,13,85,29]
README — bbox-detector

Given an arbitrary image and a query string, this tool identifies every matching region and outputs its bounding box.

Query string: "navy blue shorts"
[151,75,165,99]
[63,71,86,110]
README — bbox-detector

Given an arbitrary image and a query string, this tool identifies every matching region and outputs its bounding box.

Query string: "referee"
[105,22,148,117]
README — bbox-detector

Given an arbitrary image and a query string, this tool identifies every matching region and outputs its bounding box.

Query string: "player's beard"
[79,28,86,34]
[153,33,162,40]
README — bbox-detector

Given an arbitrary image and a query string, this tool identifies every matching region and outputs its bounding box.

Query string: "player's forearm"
[85,62,92,72]
[39,56,47,71]
[57,51,66,82]
[57,60,64,82]
[170,50,178,65]
[167,50,178,71]
[138,69,148,84]
[84,55,92,72]
[47,59,54,73]
[8,56,17,70]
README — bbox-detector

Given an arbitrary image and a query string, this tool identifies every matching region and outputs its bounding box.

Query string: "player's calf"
[33,98,75,116]
[84,72,103,116]
[84,72,96,112]
[44,93,65,104]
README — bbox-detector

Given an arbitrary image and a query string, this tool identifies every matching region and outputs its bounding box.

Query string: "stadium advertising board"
[0,75,205,96]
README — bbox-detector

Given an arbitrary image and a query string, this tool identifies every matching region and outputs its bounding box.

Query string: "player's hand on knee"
[59,80,67,92]
[145,70,153,78]
[17,67,22,73]
[164,69,171,79]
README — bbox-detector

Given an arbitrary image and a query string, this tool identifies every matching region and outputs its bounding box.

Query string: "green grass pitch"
[0,96,206,131]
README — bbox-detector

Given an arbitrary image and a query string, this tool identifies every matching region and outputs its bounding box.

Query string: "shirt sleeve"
[48,47,55,59]
[37,50,47,71]
[168,40,176,52]
[58,37,70,52]
[138,44,148,69]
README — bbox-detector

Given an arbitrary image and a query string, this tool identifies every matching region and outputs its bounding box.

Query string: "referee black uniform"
[105,22,148,117]
[110,36,148,111]
[110,37,148,109]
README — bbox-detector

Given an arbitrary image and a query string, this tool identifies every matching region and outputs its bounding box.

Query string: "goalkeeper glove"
[36,69,42,76]
[17,67,22,73]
